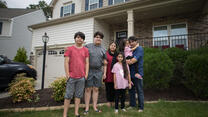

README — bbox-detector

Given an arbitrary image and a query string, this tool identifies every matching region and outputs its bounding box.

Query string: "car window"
[0,56,4,63]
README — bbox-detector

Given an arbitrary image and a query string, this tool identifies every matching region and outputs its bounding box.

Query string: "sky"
[4,0,52,8]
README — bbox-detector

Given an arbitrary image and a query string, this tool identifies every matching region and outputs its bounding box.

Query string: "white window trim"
[152,22,188,48]
[63,4,72,16]
[89,0,99,10]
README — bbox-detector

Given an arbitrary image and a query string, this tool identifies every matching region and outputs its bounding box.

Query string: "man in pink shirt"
[63,32,89,117]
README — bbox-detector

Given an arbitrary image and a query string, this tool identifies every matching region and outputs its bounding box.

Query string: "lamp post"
[41,32,49,90]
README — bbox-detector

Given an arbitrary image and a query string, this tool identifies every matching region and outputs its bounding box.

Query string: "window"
[48,50,57,55]
[60,3,75,17]
[0,22,2,35]
[59,50,65,55]
[89,0,99,10]
[85,0,103,11]
[109,0,128,5]
[63,5,71,16]
[153,23,187,48]
[114,0,125,4]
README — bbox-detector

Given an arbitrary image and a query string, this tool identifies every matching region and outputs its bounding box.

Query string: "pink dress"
[111,63,129,89]
[124,46,132,58]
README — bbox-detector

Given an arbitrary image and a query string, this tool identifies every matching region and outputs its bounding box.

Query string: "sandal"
[83,110,89,115]
[75,115,81,117]
[95,109,102,113]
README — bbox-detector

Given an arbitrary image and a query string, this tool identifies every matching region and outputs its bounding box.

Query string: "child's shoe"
[115,109,118,114]
[122,108,127,112]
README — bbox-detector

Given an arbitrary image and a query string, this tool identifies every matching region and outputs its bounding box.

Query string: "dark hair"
[119,39,127,52]
[128,36,137,42]
[117,52,129,79]
[108,41,117,52]
[94,31,104,39]
[74,32,85,40]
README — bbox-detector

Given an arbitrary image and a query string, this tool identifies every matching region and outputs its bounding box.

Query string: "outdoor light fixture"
[41,32,49,89]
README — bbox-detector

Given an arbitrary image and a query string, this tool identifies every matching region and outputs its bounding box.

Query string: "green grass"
[0,101,208,117]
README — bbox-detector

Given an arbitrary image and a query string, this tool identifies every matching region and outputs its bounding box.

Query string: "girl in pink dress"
[112,52,132,113]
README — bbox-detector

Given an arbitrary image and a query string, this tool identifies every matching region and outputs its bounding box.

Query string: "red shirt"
[104,51,114,82]
[64,46,89,78]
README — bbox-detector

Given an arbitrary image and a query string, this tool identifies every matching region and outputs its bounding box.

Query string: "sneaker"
[122,108,127,112]
[115,109,118,114]
[126,106,133,110]
[138,109,143,112]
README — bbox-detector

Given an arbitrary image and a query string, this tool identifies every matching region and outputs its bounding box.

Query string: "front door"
[116,31,127,46]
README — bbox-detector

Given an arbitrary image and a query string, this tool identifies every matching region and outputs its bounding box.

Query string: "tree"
[27,1,52,19]
[0,0,7,8]
[13,47,30,64]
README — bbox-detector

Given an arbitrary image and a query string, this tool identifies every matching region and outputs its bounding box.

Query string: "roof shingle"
[0,8,37,19]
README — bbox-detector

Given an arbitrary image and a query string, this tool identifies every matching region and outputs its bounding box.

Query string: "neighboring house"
[0,8,46,60]
[29,0,208,89]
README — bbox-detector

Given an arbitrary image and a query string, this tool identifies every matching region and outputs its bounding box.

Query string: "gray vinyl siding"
[0,10,46,59]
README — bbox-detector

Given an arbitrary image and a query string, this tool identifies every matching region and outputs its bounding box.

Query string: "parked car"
[0,55,37,89]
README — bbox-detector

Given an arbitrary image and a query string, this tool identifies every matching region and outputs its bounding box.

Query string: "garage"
[36,48,65,89]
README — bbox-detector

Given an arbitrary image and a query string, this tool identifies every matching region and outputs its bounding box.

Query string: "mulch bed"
[0,85,207,109]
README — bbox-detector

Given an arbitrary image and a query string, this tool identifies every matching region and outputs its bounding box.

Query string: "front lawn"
[0,101,208,117]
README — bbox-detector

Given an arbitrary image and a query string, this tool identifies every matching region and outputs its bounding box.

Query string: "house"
[29,0,208,89]
[0,8,46,60]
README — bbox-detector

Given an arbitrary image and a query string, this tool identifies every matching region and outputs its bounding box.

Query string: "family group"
[63,31,144,117]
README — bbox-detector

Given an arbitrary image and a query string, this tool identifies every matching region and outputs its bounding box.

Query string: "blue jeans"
[129,78,144,110]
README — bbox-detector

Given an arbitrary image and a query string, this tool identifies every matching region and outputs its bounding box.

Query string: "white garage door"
[36,49,65,89]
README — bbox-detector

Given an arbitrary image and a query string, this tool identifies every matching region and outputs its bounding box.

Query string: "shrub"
[188,47,208,56]
[13,47,30,64]
[8,74,36,103]
[164,48,188,85]
[50,77,67,101]
[183,54,208,98]
[143,47,161,56]
[143,52,174,89]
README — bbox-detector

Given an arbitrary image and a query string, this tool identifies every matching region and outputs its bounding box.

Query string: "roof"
[0,8,37,19]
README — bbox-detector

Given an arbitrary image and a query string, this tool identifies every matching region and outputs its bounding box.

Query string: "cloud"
[5,0,51,8]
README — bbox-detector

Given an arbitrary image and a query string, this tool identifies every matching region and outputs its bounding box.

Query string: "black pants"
[115,89,126,109]
[105,82,115,102]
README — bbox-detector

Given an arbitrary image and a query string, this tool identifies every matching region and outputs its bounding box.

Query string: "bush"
[8,74,36,103]
[188,47,208,56]
[164,48,188,85]
[143,52,174,89]
[13,47,30,64]
[50,77,67,101]
[143,47,161,56]
[183,54,208,98]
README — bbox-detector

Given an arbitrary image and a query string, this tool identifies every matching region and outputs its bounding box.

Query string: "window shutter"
[85,0,89,11]
[99,0,103,8]
[0,22,2,35]
[108,0,113,5]
[60,6,63,17]
[71,3,75,14]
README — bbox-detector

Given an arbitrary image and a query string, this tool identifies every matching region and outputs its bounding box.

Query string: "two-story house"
[0,8,46,60]
[29,0,208,89]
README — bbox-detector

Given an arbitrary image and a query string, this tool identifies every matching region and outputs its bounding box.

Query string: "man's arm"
[103,59,107,80]
[127,47,143,65]
[85,57,89,79]
[64,57,70,80]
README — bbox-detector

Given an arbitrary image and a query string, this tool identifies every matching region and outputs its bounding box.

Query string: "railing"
[138,33,208,50]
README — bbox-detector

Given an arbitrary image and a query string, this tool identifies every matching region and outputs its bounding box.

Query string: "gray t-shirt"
[85,43,106,70]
